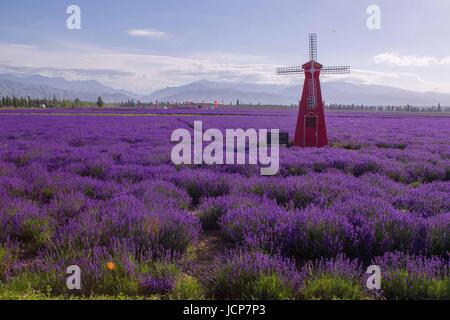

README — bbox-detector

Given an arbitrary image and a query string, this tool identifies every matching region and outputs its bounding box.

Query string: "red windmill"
[277,34,350,147]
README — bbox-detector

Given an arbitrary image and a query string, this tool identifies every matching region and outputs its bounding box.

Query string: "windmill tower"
[277,34,350,147]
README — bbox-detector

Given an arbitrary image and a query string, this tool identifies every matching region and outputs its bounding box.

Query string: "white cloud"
[189,51,268,64]
[128,28,167,39]
[1,42,450,94]
[0,41,284,93]
[441,56,450,65]
[373,52,450,67]
[327,68,450,94]
[0,42,37,50]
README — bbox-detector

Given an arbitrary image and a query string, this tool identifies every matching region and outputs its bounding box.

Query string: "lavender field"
[0,108,449,300]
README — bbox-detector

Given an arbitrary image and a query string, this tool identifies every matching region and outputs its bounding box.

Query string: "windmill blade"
[276,66,305,75]
[321,66,350,74]
[309,33,317,61]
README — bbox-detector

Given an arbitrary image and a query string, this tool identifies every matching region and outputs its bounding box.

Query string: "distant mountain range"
[0,74,133,103]
[145,80,450,106]
[1,73,449,106]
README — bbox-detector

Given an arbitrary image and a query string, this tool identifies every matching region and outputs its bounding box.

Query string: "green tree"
[52,94,58,108]
[96,96,104,108]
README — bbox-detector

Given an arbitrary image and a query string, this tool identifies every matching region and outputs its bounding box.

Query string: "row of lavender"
[0,111,449,299]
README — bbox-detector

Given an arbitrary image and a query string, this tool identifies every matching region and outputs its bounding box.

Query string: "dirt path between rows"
[185,229,231,285]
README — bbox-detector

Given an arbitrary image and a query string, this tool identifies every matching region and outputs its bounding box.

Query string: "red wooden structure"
[277,34,350,147]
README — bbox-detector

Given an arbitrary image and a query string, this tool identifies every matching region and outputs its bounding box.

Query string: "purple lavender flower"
[139,276,176,295]
[211,249,303,299]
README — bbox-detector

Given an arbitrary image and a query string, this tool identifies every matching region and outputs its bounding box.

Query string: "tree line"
[0,95,105,108]
[325,103,447,113]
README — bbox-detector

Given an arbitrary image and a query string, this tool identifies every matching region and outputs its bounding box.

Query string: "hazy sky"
[1,0,450,94]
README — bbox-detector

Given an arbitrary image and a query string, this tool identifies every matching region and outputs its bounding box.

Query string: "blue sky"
[1,0,450,94]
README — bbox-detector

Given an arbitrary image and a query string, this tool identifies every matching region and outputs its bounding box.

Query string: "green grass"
[169,275,205,300]
[302,274,370,300]
[213,270,297,300]
[381,270,450,300]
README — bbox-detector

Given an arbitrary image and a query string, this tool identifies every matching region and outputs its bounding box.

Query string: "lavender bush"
[0,108,449,299]
[300,254,370,300]
[211,249,303,299]
[372,252,450,299]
